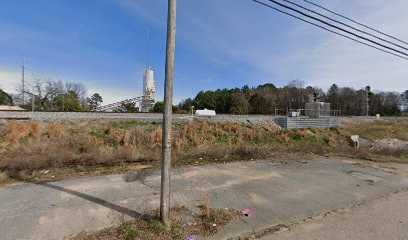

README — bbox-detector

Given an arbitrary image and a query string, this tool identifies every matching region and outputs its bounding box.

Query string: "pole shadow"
[36,182,146,219]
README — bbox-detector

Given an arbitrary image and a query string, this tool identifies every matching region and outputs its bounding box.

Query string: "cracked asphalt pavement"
[265,190,408,240]
[0,158,407,240]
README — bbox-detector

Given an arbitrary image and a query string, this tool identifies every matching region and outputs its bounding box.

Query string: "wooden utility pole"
[160,0,177,226]
[31,93,34,113]
[22,58,25,105]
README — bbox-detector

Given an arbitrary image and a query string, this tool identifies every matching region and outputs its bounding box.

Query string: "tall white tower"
[141,66,156,112]
[143,66,156,100]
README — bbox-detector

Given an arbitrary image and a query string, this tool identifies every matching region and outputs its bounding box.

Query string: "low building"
[0,105,25,111]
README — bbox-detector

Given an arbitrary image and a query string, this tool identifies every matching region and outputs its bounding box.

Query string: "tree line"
[177,80,407,116]
[2,78,406,116]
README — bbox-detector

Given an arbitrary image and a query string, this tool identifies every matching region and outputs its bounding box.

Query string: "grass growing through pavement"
[71,206,240,240]
[0,118,407,184]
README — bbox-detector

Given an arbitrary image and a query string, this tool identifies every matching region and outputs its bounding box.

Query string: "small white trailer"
[195,108,216,117]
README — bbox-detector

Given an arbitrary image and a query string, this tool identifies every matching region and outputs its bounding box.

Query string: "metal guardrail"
[274,117,342,129]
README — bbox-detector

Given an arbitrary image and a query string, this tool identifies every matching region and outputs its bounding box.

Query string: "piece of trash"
[186,236,195,240]
[195,161,198,164]
[193,222,197,226]
[225,208,229,210]
[212,223,217,227]
[51,176,55,178]
[241,208,254,217]
[199,157,203,160]
[43,170,50,174]
[250,159,254,161]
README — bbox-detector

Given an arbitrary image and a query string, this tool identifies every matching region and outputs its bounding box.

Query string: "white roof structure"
[0,105,25,111]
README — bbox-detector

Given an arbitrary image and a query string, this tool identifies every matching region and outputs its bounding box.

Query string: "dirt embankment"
[0,118,407,184]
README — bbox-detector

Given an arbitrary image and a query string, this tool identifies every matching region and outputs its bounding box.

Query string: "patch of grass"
[117,222,140,240]
[342,119,408,141]
[89,130,108,139]
[71,206,240,240]
[148,217,169,235]
[0,171,10,184]
[109,120,149,129]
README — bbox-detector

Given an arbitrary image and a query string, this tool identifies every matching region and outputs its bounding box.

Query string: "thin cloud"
[0,68,21,93]
[110,0,166,28]
[173,0,408,91]
[200,77,214,84]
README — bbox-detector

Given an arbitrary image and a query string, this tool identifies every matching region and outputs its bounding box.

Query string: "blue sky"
[1,0,407,104]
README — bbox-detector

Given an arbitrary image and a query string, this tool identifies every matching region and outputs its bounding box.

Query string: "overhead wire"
[251,0,408,61]
[281,0,408,52]
[264,0,408,57]
[302,0,408,46]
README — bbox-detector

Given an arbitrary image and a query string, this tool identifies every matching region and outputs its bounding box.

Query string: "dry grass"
[342,118,408,141]
[297,129,307,138]
[4,121,33,144]
[72,206,240,240]
[1,118,407,182]
[0,171,9,183]
[47,123,63,138]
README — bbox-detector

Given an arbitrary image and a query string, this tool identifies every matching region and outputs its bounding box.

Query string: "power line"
[282,0,408,52]
[302,0,408,46]
[265,0,408,57]
[251,0,408,61]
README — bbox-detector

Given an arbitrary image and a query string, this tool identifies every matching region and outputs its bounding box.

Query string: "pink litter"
[241,208,254,217]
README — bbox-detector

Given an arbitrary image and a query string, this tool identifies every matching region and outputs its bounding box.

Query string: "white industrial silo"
[143,66,156,100]
[141,66,156,112]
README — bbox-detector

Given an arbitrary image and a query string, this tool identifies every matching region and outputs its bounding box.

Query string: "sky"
[0,0,407,105]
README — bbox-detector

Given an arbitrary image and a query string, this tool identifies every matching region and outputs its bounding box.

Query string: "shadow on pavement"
[36,182,146,219]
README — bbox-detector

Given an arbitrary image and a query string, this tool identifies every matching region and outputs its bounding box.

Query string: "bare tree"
[65,82,87,99]
[15,77,88,111]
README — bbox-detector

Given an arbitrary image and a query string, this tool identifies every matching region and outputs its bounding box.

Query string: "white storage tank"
[143,66,156,100]
[195,108,216,117]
